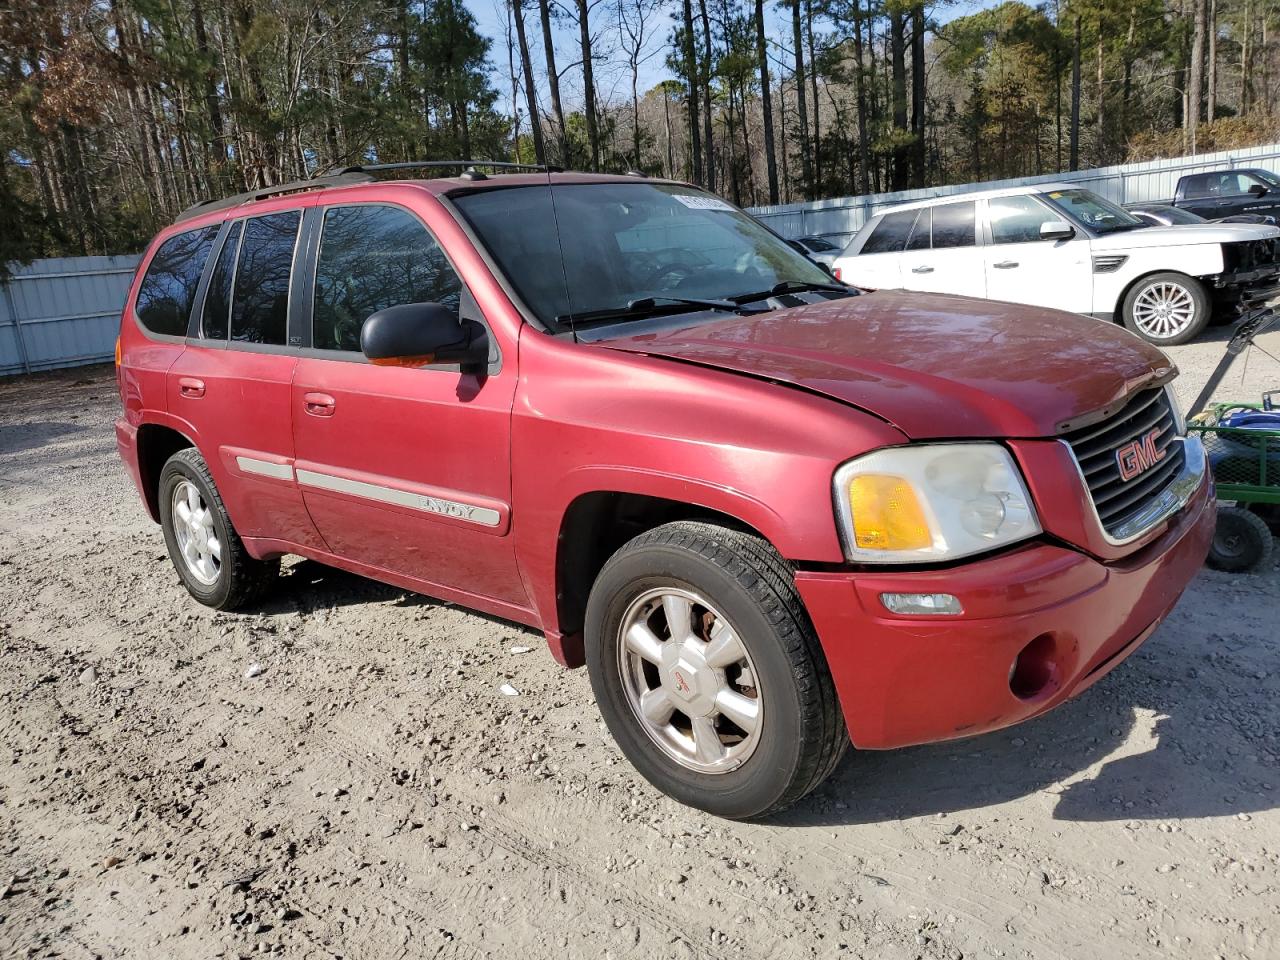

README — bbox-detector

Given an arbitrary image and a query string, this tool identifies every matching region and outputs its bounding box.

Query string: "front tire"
[584,521,847,819]
[1121,272,1211,345]
[158,448,279,610]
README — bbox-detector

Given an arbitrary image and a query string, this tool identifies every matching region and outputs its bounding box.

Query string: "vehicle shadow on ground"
[255,558,542,637]
[0,421,83,456]
[776,642,1278,828]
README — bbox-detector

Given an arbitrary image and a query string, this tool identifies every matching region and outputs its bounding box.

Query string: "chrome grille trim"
[1060,387,1206,544]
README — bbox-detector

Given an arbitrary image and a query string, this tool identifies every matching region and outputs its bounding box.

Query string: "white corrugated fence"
[749,142,1280,244]
[0,255,140,376]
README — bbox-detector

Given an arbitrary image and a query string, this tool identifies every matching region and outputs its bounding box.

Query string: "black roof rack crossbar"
[174,171,375,223]
[331,160,562,176]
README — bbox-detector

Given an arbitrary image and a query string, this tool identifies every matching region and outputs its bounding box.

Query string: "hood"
[597,290,1175,439]
[1092,222,1280,249]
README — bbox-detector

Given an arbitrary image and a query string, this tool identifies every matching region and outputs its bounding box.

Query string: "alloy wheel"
[171,479,222,586]
[1131,281,1196,339]
[616,587,763,774]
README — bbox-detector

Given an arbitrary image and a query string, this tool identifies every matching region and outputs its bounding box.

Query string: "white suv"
[831,184,1280,345]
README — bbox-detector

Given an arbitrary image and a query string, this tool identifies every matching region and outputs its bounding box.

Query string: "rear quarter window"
[133,226,219,337]
[861,210,918,254]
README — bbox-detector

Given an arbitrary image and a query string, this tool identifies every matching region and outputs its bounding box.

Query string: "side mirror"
[360,302,488,372]
[1040,219,1075,241]
[1249,183,1269,197]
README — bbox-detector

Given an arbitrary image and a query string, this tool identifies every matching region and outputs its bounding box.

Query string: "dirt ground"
[1,329,1277,960]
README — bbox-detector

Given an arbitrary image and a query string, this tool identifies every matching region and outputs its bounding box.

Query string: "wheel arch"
[1114,268,1207,322]
[551,489,783,668]
[135,422,197,522]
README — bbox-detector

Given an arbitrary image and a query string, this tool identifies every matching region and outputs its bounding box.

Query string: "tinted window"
[989,196,1056,244]
[230,212,300,345]
[932,202,977,248]
[313,205,463,352]
[905,209,931,250]
[134,226,218,336]
[1181,174,1215,199]
[862,210,918,254]
[1184,172,1261,198]
[802,237,837,252]
[200,222,242,340]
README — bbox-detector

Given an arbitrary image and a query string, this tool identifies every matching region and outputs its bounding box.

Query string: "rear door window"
[230,211,301,345]
[1180,174,1214,200]
[312,205,462,352]
[200,222,242,340]
[904,209,931,250]
[931,202,978,248]
[134,226,219,336]
[861,210,918,254]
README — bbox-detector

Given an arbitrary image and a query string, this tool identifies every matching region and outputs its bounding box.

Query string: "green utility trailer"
[1187,308,1280,572]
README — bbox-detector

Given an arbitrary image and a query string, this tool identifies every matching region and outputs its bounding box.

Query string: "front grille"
[1061,388,1186,538]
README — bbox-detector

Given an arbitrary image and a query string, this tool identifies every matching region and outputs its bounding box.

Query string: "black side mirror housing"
[1249,183,1269,197]
[360,302,488,373]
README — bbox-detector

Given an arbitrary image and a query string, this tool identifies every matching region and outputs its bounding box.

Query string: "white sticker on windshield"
[671,194,735,212]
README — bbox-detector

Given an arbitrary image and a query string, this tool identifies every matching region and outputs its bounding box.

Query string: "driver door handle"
[303,392,336,417]
[910,265,934,274]
[993,260,1019,269]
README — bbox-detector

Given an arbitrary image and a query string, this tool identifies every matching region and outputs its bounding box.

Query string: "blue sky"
[469,1,990,113]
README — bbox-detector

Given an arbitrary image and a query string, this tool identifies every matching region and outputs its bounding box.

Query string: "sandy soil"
[1,332,1277,960]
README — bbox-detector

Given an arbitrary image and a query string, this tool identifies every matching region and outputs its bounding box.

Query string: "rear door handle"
[303,392,336,417]
[910,265,934,274]
[178,377,205,399]
[993,260,1019,269]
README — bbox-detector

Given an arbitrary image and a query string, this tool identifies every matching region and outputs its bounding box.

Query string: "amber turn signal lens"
[114,336,122,366]
[847,475,932,551]
[369,354,435,367]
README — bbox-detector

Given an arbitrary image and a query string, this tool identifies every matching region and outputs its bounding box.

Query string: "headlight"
[833,443,1042,563]
[1164,384,1187,435]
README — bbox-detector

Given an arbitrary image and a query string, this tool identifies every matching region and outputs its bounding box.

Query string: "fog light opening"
[1009,633,1061,701]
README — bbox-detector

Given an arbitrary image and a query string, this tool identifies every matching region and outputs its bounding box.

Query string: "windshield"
[451,182,838,332]
[1042,188,1147,234]
[1252,170,1280,188]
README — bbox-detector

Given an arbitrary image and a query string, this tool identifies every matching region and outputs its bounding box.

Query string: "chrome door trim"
[295,468,502,527]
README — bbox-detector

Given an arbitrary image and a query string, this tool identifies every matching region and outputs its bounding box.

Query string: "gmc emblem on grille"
[1115,427,1166,481]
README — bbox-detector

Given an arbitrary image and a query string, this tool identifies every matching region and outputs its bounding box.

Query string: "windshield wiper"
[556,295,742,327]
[730,279,849,303]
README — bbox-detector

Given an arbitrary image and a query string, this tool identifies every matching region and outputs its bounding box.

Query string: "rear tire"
[1206,506,1274,573]
[158,448,279,610]
[584,521,848,819]
[1121,272,1210,346]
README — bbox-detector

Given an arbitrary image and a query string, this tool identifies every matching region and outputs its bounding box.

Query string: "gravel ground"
[1,329,1277,960]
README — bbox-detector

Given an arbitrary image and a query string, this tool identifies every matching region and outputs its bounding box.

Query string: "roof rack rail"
[174,160,567,224]
[174,171,375,223]
[330,160,564,178]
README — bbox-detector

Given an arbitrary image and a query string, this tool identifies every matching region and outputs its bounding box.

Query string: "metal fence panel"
[750,141,1280,244]
[0,255,140,377]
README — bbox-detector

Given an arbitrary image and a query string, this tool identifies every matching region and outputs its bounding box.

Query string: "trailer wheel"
[1207,506,1275,573]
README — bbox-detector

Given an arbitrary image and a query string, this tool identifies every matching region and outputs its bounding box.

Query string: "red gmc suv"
[116,164,1214,818]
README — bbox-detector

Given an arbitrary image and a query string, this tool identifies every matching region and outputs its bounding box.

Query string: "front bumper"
[796,470,1215,750]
